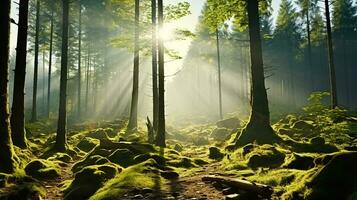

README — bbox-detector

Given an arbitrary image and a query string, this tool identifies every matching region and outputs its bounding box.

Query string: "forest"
[1,0,357,199]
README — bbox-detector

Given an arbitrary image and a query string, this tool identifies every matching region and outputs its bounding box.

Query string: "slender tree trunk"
[306,8,313,92]
[77,1,82,119]
[85,46,90,114]
[216,29,223,120]
[0,0,17,173]
[47,7,54,118]
[156,0,165,147]
[128,0,140,130]
[234,0,278,147]
[151,0,159,132]
[55,0,69,151]
[42,51,46,113]
[31,0,40,122]
[10,0,29,148]
[324,0,337,109]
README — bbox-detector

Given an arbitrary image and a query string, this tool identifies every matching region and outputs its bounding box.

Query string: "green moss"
[76,137,100,152]
[246,145,286,169]
[64,163,120,200]
[89,159,161,200]
[208,146,224,160]
[133,153,166,166]
[108,149,135,167]
[0,182,46,200]
[168,157,196,168]
[24,159,60,180]
[282,153,315,170]
[48,153,72,162]
[72,155,111,173]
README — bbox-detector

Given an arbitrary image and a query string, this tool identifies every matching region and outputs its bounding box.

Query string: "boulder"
[210,128,231,141]
[246,145,285,169]
[76,137,99,152]
[108,149,135,167]
[306,152,357,200]
[24,159,60,180]
[291,120,314,130]
[283,153,315,170]
[209,147,224,160]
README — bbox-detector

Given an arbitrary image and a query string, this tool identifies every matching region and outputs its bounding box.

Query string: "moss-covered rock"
[0,183,45,200]
[283,153,315,170]
[246,145,285,169]
[86,128,111,140]
[48,153,72,163]
[305,152,357,200]
[72,155,111,173]
[76,137,100,152]
[64,163,120,200]
[108,149,135,167]
[309,136,325,146]
[168,157,196,168]
[210,128,231,141]
[133,153,166,166]
[291,120,314,130]
[208,147,224,160]
[216,117,241,129]
[24,159,60,180]
[89,159,161,200]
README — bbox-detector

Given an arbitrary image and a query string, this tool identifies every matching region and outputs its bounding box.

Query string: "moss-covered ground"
[1,100,357,200]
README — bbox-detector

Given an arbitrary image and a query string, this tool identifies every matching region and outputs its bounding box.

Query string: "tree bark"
[234,0,279,147]
[216,29,223,120]
[31,0,40,122]
[11,0,29,148]
[47,6,54,118]
[324,0,338,109]
[156,0,165,147]
[77,1,82,119]
[85,45,90,114]
[152,0,159,131]
[128,0,140,130]
[0,0,17,173]
[55,0,69,151]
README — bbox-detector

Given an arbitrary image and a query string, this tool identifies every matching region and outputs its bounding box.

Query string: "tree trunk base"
[233,119,281,147]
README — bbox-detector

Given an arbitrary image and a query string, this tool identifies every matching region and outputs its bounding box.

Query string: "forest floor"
[1,103,357,200]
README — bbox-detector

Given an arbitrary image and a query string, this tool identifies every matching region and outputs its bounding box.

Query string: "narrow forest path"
[42,162,74,200]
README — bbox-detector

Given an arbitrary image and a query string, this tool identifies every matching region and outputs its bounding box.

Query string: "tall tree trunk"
[151,0,159,132]
[0,0,17,173]
[77,1,82,119]
[216,29,223,120]
[85,46,90,114]
[306,7,313,92]
[55,0,69,151]
[156,0,165,147]
[324,0,338,109]
[10,0,29,148]
[234,0,279,147]
[128,0,140,130]
[31,0,40,122]
[47,6,54,118]
[42,51,46,113]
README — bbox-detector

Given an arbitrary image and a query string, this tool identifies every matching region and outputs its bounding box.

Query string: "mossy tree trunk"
[128,0,140,131]
[10,0,29,149]
[152,0,159,132]
[156,0,166,147]
[234,0,279,147]
[55,0,69,151]
[324,0,338,109]
[0,0,17,173]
